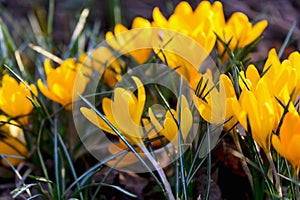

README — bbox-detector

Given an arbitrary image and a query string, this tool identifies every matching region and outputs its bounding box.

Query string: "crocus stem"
[293,167,299,199]
[139,143,175,200]
[266,152,282,197]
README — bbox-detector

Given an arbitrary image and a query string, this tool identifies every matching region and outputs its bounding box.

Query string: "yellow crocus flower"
[152,1,222,54]
[260,49,299,125]
[151,1,225,90]
[240,62,298,134]
[193,72,237,131]
[105,17,152,65]
[81,77,192,167]
[262,49,297,98]
[233,78,275,152]
[272,112,300,169]
[149,95,192,148]
[0,74,37,125]
[238,64,260,91]
[218,12,267,52]
[38,55,86,110]
[81,76,169,167]
[81,76,146,145]
[0,115,27,167]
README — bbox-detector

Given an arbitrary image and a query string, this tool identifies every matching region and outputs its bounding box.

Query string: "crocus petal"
[243,20,268,46]
[37,79,61,103]
[280,112,298,147]
[174,1,193,15]
[80,107,117,136]
[246,64,260,89]
[152,7,168,27]
[148,108,164,133]
[44,58,54,75]
[287,135,300,168]
[132,76,146,125]
[164,114,178,144]
[272,135,287,158]
[179,95,192,141]
[132,17,151,28]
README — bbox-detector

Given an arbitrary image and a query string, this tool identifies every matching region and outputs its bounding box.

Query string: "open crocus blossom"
[262,49,300,102]
[0,115,27,167]
[232,78,276,152]
[151,1,222,89]
[152,1,223,54]
[240,62,297,130]
[80,76,170,167]
[0,74,37,125]
[105,17,152,65]
[193,72,237,131]
[81,76,145,144]
[38,55,86,110]
[149,95,193,148]
[218,12,268,54]
[272,112,300,169]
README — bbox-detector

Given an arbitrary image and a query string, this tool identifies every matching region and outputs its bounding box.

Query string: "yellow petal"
[220,74,235,98]
[80,107,118,136]
[272,135,287,158]
[179,95,192,141]
[280,112,297,147]
[243,20,268,46]
[44,58,54,75]
[0,137,27,166]
[164,115,178,145]
[131,76,146,125]
[287,135,300,168]
[152,7,168,27]
[148,108,164,133]
[37,79,61,103]
[132,17,151,28]
[232,94,247,130]
[174,1,193,15]
[193,94,212,123]
[246,64,260,89]
[52,83,71,105]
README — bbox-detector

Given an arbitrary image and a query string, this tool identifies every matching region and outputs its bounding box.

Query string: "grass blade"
[65,8,90,58]
[53,116,61,199]
[278,21,297,59]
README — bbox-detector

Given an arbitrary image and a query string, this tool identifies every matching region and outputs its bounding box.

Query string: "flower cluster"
[1,0,300,199]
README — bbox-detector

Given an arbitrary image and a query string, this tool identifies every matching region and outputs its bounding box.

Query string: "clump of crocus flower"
[0,74,37,125]
[38,55,86,110]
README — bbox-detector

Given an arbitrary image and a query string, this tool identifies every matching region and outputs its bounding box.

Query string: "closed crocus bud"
[38,55,86,111]
[0,74,37,125]
[0,115,27,167]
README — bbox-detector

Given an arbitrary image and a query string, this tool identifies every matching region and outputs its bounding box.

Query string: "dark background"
[1,0,299,61]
